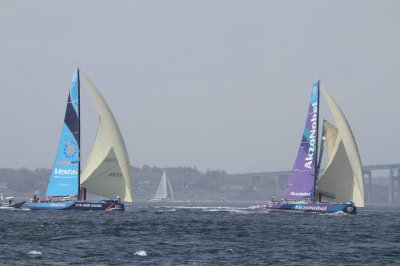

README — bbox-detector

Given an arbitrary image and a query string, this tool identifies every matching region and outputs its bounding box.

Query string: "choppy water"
[0,202,399,265]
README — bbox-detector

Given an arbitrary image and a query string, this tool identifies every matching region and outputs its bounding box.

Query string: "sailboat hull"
[25,200,124,211]
[0,201,26,210]
[266,202,357,214]
[0,201,26,209]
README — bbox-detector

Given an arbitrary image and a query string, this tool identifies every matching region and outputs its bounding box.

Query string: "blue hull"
[25,200,124,211]
[266,202,357,214]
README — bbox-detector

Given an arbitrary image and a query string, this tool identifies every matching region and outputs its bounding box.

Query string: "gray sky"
[1,1,399,174]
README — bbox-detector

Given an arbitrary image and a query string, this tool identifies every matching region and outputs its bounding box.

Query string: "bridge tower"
[388,168,400,203]
[364,170,372,203]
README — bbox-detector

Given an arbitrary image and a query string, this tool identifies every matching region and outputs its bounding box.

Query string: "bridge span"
[229,163,400,203]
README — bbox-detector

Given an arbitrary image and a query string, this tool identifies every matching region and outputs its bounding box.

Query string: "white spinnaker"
[154,171,168,199]
[317,86,364,207]
[325,121,338,162]
[80,73,133,202]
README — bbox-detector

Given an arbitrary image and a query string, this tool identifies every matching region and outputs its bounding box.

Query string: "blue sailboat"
[26,69,133,211]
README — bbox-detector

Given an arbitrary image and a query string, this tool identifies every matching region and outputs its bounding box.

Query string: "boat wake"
[322,211,348,216]
[159,206,265,214]
[0,207,30,211]
[248,204,266,209]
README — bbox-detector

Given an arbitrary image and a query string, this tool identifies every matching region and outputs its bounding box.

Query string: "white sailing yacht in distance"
[152,170,174,201]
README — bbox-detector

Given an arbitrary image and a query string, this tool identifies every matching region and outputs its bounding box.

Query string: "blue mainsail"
[45,70,80,197]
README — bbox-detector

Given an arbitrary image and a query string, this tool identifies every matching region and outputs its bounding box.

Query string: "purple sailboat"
[266,81,364,214]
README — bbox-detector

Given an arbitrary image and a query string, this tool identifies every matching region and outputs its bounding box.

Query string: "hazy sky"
[1,1,399,174]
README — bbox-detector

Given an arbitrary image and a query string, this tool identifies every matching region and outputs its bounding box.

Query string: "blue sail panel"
[45,70,80,197]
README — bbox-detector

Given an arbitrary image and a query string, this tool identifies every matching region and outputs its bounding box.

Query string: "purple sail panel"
[283,82,319,200]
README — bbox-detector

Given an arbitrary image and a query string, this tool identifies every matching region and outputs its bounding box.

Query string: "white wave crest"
[27,250,42,256]
[248,204,266,209]
[134,250,148,256]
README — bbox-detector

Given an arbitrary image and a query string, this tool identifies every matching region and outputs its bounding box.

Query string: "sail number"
[108,172,123,177]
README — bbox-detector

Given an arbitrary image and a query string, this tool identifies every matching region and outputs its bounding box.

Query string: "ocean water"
[0,202,399,265]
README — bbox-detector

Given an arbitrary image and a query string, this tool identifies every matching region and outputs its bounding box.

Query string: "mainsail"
[153,171,173,200]
[283,82,319,200]
[79,73,133,202]
[46,70,80,197]
[317,87,364,207]
[154,171,167,200]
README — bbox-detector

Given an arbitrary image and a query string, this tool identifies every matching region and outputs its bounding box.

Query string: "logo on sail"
[54,168,78,176]
[108,172,123,177]
[304,99,318,169]
[290,191,311,196]
[63,140,78,159]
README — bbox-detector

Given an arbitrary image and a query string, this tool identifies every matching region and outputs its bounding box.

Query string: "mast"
[316,120,327,177]
[313,80,320,202]
[77,68,81,200]
[316,119,327,202]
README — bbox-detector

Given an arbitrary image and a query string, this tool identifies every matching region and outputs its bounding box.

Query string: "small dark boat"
[0,195,26,209]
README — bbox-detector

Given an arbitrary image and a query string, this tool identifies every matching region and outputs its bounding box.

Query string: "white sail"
[153,171,173,200]
[79,73,133,202]
[166,175,174,200]
[154,171,167,200]
[317,86,364,207]
[325,121,338,162]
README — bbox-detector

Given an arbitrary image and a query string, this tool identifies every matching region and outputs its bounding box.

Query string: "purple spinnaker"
[283,82,319,200]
